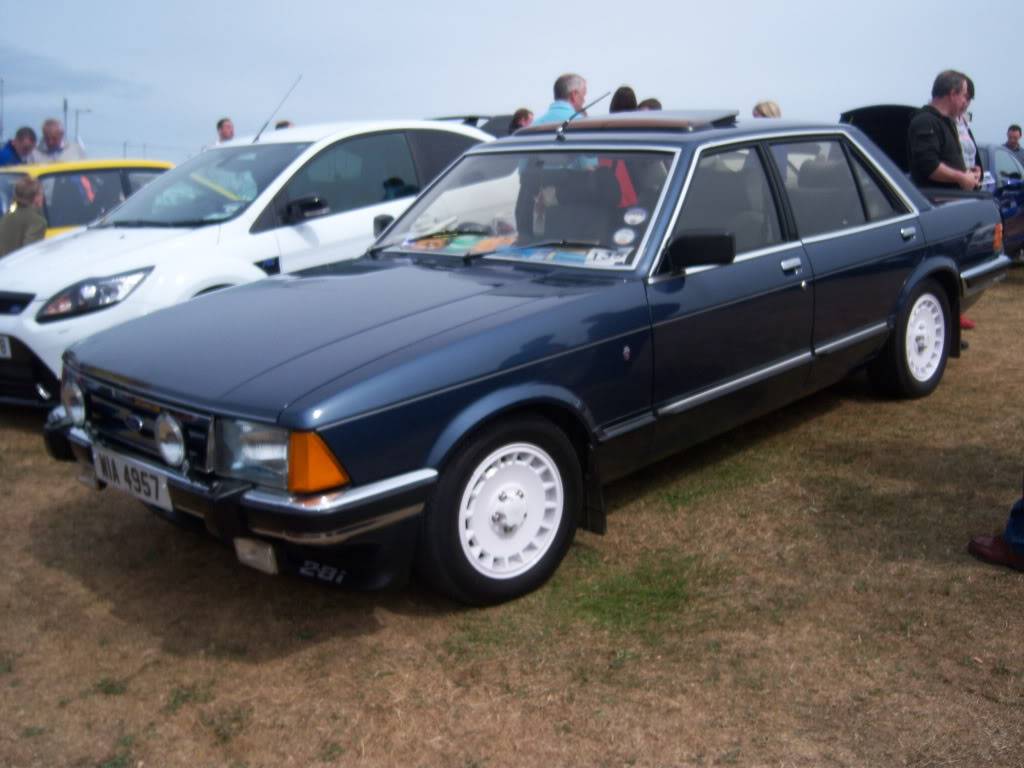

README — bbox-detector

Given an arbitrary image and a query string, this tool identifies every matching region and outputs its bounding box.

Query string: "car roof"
[0,159,174,176]
[477,110,859,150]
[220,119,492,147]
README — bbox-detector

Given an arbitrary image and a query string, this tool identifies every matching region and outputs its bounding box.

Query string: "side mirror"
[373,214,395,237]
[663,231,735,274]
[284,195,329,224]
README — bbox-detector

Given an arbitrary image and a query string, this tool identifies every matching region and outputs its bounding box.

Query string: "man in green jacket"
[0,176,47,257]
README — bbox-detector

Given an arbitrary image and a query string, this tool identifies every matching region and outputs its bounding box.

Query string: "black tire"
[417,417,581,605]
[869,278,951,398]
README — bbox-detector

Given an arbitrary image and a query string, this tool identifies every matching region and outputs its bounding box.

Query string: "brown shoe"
[968,535,1024,572]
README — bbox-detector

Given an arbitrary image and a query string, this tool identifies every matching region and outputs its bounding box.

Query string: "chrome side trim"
[800,212,918,245]
[657,352,812,416]
[647,242,803,283]
[814,322,890,356]
[251,505,423,546]
[960,253,1012,296]
[241,468,438,515]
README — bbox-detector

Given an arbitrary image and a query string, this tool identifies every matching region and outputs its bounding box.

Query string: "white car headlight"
[214,419,289,489]
[37,268,153,323]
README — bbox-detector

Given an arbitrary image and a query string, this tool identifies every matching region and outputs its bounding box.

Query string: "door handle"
[900,226,917,241]
[780,257,802,273]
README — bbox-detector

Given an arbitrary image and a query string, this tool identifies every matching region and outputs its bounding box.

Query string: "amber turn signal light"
[993,223,1003,254]
[288,432,350,494]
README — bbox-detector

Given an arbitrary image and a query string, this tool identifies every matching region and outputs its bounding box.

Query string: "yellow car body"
[0,159,173,237]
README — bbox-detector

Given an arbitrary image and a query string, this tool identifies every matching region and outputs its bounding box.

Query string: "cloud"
[0,44,148,104]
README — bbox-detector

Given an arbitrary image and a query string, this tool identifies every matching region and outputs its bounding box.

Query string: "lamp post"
[74,108,92,143]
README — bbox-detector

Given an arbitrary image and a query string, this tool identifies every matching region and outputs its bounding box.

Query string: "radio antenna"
[556,90,610,141]
[252,75,302,143]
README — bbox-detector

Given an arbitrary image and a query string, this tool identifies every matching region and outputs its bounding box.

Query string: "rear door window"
[770,140,866,237]
[406,129,482,185]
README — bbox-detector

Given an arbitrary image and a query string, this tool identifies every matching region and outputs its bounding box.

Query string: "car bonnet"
[0,225,220,295]
[65,260,554,420]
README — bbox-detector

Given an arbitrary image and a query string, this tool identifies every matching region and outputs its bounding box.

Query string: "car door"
[272,131,422,272]
[991,146,1024,255]
[768,136,926,387]
[647,143,814,458]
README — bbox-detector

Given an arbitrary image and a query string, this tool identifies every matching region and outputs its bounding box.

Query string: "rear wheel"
[870,279,950,398]
[418,417,580,605]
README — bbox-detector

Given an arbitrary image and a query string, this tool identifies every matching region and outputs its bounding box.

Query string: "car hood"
[66,258,635,423]
[0,225,220,296]
[840,104,916,174]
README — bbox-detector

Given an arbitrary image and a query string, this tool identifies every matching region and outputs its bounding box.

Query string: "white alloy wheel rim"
[904,292,945,383]
[458,441,564,580]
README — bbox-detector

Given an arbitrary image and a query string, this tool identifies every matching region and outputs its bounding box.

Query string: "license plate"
[93,447,172,512]
[0,335,10,359]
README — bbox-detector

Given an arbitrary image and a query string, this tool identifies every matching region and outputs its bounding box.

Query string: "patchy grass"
[165,682,214,714]
[0,273,1023,767]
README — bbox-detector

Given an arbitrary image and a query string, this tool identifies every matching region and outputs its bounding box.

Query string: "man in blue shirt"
[0,127,37,167]
[535,74,588,126]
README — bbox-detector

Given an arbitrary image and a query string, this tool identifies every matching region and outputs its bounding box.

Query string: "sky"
[1,0,1021,163]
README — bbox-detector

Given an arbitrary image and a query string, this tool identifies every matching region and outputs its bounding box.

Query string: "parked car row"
[40,110,1009,604]
[0,159,172,238]
[0,120,490,407]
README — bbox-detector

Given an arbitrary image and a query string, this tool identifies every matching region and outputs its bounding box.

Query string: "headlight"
[155,413,186,467]
[61,378,86,426]
[37,268,153,323]
[214,419,349,493]
[215,419,290,489]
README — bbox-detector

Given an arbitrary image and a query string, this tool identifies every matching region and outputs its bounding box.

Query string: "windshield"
[378,149,674,269]
[101,143,309,227]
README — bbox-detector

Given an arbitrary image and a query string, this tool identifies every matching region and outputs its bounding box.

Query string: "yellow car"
[0,159,173,238]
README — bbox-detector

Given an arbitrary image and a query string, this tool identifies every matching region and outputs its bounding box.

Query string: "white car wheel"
[458,442,564,580]
[904,292,946,383]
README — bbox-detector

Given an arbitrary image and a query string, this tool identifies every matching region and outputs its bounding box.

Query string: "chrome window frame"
[647,129,921,281]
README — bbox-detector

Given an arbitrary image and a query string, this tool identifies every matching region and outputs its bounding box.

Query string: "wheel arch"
[426,385,606,533]
[895,259,961,355]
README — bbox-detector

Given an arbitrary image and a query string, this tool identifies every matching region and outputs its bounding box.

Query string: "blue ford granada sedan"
[47,111,1009,604]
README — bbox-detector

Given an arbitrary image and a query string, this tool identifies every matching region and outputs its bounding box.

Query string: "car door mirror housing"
[664,231,736,273]
[373,214,395,237]
[284,195,330,224]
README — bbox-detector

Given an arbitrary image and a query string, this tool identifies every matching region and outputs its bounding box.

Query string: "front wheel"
[417,417,581,605]
[870,279,951,398]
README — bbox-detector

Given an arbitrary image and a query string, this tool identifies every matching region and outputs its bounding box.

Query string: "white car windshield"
[99,143,309,228]
[377,149,674,269]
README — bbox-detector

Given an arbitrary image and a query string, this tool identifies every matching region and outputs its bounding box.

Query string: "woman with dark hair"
[610,86,638,113]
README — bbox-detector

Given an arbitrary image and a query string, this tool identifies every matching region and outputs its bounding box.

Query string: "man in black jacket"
[907,70,981,191]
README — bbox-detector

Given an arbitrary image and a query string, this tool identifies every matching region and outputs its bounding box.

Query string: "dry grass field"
[1,272,1022,768]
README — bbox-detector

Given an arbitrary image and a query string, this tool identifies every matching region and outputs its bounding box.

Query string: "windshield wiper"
[518,238,603,250]
[365,226,494,259]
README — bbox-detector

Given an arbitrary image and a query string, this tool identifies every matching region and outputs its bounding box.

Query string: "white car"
[0,120,490,407]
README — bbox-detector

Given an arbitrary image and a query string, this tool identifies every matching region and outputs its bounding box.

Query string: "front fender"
[425,383,598,470]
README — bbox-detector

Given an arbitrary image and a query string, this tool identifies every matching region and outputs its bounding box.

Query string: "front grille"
[83,378,214,473]
[0,291,34,316]
[0,336,59,405]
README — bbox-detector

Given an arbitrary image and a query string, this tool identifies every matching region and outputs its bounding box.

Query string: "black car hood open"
[841,104,917,173]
